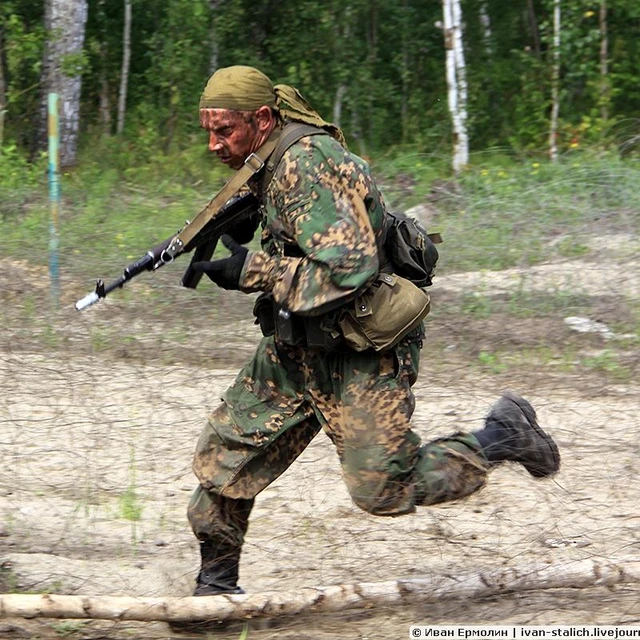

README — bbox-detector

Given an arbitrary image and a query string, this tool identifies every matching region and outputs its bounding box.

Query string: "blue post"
[48,93,60,306]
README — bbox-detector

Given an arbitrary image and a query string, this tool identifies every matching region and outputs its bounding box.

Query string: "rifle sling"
[162,129,281,260]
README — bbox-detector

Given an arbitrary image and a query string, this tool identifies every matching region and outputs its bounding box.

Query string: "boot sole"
[503,392,560,478]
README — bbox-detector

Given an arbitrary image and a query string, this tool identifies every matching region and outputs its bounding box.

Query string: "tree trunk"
[442,0,469,174]
[333,84,347,128]
[365,0,378,145]
[0,22,6,148]
[599,0,609,122]
[526,0,542,59]
[99,71,112,135]
[116,0,132,135]
[96,0,112,135]
[0,560,638,623]
[549,0,561,162]
[400,0,409,144]
[39,0,89,168]
[479,1,493,55]
[208,0,227,75]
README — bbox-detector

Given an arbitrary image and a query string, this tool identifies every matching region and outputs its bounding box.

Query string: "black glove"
[191,235,249,290]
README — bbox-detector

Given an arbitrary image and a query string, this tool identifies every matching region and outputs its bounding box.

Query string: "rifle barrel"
[74,192,259,311]
[75,290,100,311]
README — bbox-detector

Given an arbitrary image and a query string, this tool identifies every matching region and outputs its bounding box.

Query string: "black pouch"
[252,293,276,337]
[275,308,306,346]
[303,312,344,351]
[254,294,343,351]
[384,212,441,288]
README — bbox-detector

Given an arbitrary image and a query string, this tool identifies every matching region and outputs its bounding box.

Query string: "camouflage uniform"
[188,132,489,551]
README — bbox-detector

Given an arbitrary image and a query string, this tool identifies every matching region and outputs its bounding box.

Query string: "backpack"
[383,211,442,288]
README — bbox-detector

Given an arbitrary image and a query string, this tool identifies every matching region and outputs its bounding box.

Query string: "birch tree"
[1,560,639,623]
[549,0,561,162]
[116,0,131,135]
[442,0,468,174]
[39,0,88,168]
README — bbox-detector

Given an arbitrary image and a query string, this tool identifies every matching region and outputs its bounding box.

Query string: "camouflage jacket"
[239,133,386,316]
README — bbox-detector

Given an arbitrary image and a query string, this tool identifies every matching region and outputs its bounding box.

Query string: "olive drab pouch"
[384,212,442,288]
[338,273,431,352]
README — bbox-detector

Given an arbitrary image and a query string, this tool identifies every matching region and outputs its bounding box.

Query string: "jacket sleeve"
[239,138,380,316]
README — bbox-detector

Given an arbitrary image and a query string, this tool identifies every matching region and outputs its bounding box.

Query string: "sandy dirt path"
[1,345,639,638]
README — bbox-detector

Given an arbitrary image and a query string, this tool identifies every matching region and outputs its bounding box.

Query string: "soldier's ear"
[255,106,275,132]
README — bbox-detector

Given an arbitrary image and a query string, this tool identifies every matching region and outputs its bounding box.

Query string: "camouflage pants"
[188,336,488,548]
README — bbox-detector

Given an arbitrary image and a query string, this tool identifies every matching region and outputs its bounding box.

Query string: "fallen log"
[1,559,639,623]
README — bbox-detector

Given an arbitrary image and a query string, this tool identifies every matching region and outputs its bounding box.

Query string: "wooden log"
[1,560,639,623]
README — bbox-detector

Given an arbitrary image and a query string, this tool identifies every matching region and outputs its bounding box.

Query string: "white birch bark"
[442,0,469,174]
[0,560,638,623]
[549,0,561,162]
[42,0,88,167]
[116,0,132,135]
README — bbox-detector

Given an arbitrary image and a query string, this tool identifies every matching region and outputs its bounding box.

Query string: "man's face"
[200,108,258,170]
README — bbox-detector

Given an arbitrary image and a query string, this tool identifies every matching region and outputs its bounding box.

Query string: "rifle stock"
[75,192,259,311]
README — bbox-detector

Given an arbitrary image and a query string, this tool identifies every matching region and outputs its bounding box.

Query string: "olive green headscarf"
[199,65,346,146]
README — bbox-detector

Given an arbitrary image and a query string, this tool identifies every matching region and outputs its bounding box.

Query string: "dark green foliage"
[1,0,640,157]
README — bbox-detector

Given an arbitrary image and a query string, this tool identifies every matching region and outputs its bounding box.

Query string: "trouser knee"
[341,442,418,516]
[347,475,416,516]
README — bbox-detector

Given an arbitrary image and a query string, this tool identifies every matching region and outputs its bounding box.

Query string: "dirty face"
[199,108,260,170]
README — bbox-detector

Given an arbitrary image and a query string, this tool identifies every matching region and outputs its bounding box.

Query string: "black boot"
[193,538,244,596]
[167,538,245,632]
[473,392,560,478]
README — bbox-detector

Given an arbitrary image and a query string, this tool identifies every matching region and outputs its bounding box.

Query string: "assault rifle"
[74,192,259,311]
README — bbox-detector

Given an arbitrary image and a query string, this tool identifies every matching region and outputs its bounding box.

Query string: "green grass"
[51,620,89,637]
[580,349,632,381]
[2,144,639,277]
[119,486,143,522]
[0,139,233,274]
[374,147,640,272]
[0,563,19,592]
[1,142,638,380]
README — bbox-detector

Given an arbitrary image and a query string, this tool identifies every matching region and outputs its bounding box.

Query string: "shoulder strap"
[261,122,328,195]
[163,129,282,260]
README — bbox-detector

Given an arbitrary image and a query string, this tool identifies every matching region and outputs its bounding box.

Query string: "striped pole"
[48,93,60,306]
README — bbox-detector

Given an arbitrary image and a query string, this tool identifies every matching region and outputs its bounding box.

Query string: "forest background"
[1,0,640,276]
[3,0,640,168]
